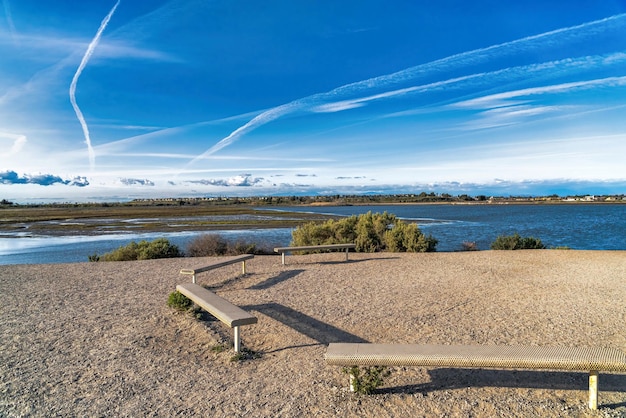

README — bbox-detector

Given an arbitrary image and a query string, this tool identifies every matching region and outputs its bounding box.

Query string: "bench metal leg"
[233,326,241,352]
[345,247,349,261]
[192,274,196,284]
[242,260,247,275]
[589,370,598,410]
[281,252,286,265]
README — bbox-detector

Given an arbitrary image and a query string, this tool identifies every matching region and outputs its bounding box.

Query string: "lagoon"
[269,203,626,251]
[1,204,624,265]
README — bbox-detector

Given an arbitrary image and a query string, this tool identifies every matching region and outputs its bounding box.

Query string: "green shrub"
[88,253,100,262]
[291,211,437,253]
[230,347,261,362]
[167,291,193,311]
[97,238,182,261]
[138,238,182,259]
[343,366,391,394]
[384,221,438,252]
[490,233,546,250]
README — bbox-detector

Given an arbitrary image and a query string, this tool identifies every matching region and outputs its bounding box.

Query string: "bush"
[343,366,391,394]
[95,238,182,261]
[383,221,438,252]
[490,233,545,250]
[186,234,229,257]
[460,241,479,251]
[167,291,193,311]
[186,234,272,256]
[291,211,437,253]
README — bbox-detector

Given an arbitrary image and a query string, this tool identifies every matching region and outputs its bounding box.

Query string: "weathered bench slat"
[274,244,356,252]
[274,243,356,265]
[180,254,254,283]
[326,343,626,410]
[176,283,257,327]
[325,343,626,371]
[176,283,257,352]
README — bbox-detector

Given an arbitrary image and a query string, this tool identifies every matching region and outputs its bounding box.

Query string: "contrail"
[69,0,120,170]
[2,0,19,45]
[186,13,626,166]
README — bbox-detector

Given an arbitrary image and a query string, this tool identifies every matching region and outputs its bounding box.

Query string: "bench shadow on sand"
[316,256,401,265]
[380,368,626,403]
[247,270,305,290]
[243,302,368,352]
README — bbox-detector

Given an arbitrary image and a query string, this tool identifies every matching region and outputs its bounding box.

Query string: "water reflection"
[0,228,294,265]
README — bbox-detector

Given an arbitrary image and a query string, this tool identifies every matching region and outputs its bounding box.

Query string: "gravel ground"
[1,250,625,417]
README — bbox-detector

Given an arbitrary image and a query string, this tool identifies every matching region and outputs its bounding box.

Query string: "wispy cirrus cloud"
[449,75,626,131]
[0,30,178,63]
[186,13,626,164]
[453,75,626,110]
[2,0,18,46]
[0,132,27,156]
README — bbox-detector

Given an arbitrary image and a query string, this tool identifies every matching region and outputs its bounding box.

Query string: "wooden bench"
[273,243,356,265]
[325,343,626,410]
[180,254,254,283]
[176,283,257,352]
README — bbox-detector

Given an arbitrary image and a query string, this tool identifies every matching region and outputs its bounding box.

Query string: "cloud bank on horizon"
[1,0,626,202]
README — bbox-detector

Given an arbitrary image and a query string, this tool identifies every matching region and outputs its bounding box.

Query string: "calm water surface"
[0,204,624,265]
[268,204,626,252]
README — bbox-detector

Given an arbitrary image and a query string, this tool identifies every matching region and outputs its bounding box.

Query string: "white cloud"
[0,132,26,156]
[119,178,155,186]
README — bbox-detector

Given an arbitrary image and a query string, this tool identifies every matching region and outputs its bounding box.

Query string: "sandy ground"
[1,251,625,417]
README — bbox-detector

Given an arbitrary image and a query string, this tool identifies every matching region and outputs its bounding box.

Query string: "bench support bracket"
[589,370,598,410]
[234,326,241,353]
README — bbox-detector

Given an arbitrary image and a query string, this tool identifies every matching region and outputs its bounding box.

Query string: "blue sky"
[1,0,626,202]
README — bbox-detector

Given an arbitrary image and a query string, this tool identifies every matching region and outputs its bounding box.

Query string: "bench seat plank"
[180,254,254,276]
[176,283,257,328]
[180,254,254,283]
[326,343,626,409]
[326,343,626,372]
[274,244,356,264]
[274,243,356,252]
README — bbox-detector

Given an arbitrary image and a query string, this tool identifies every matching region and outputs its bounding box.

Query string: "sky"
[1,0,626,203]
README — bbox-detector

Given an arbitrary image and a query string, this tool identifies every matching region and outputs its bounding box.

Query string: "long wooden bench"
[176,283,257,352]
[325,343,626,410]
[273,243,356,265]
[180,254,254,283]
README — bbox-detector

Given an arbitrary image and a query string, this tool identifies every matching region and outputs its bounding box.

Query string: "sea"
[1,204,624,265]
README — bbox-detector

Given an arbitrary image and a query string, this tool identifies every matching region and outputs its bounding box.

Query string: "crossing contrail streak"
[186,13,626,167]
[2,0,19,45]
[69,0,120,170]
